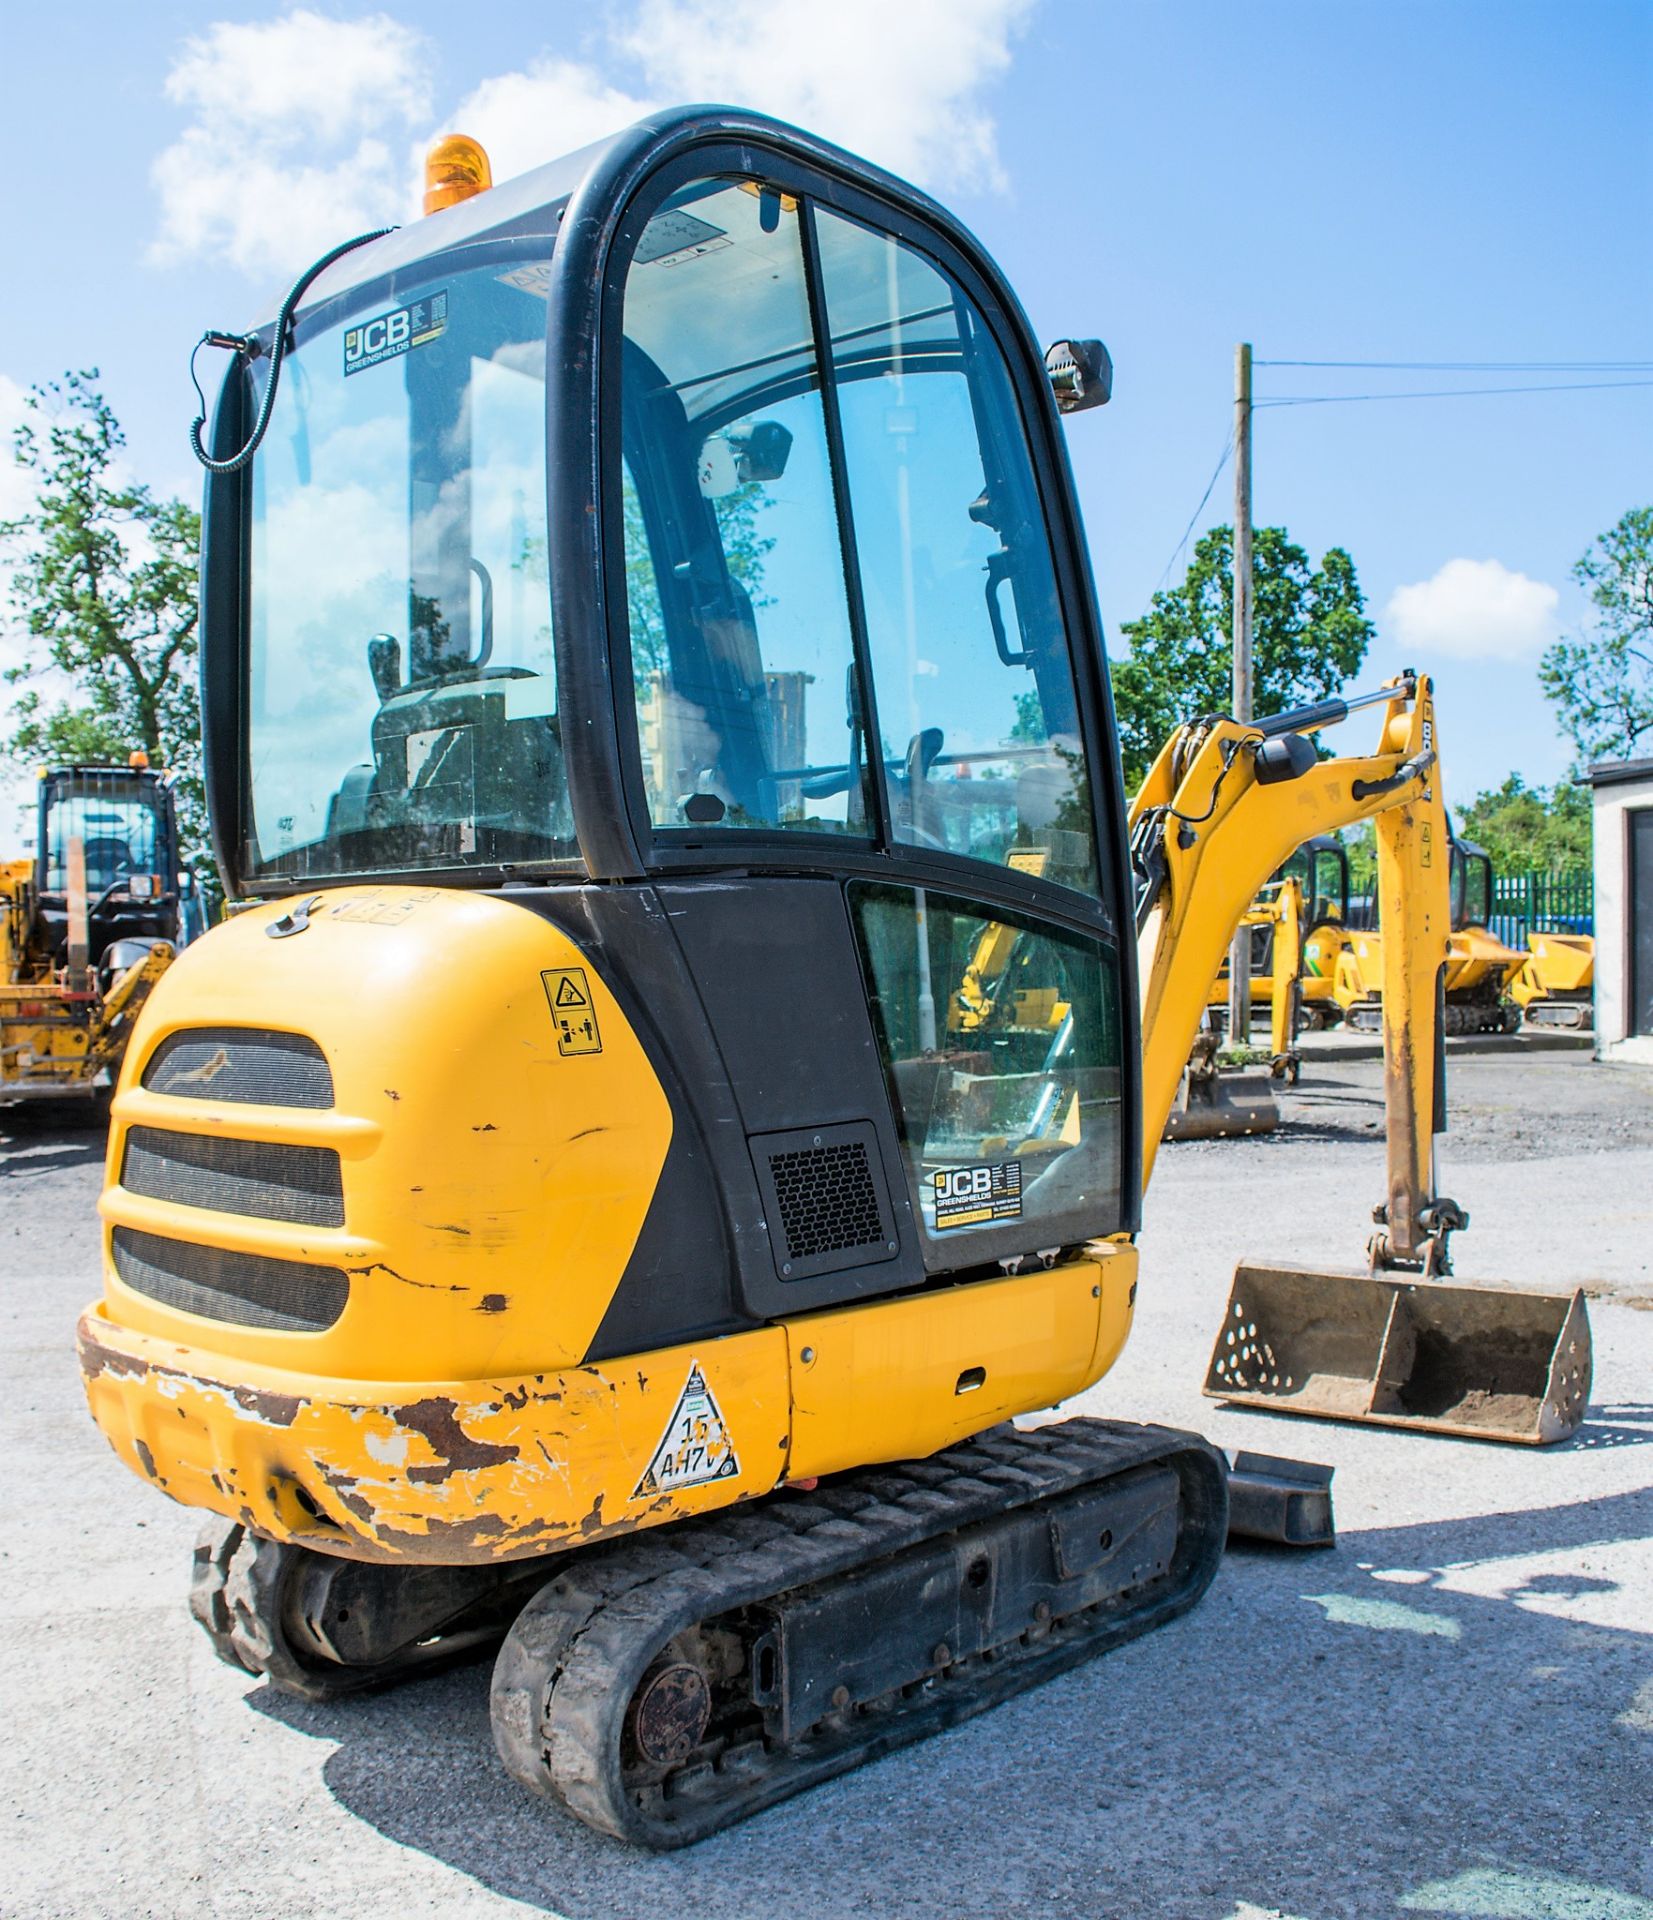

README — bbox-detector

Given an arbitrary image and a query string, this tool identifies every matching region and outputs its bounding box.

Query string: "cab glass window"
[44,783,163,893]
[815,211,1100,897]
[851,882,1125,1249]
[618,180,870,835]
[247,252,572,879]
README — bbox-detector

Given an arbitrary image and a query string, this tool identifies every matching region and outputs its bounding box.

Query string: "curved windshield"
[246,245,572,879]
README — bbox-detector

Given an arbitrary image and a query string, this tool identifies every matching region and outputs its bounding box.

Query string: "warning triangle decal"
[634,1363,741,1499]
[555,974,587,1007]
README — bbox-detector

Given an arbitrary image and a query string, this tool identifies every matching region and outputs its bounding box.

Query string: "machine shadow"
[253,1481,1653,1920]
[0,1126,107,1174]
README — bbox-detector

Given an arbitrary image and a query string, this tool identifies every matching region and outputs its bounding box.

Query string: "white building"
[1588,756,1653,1065]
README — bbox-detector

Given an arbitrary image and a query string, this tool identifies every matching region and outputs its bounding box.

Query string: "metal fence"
[1489,869,1593,948]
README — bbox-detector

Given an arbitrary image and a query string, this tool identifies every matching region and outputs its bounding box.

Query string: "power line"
[1256,358,1653,372]
[1255,377,1653,408]
[1153,429,1233,592]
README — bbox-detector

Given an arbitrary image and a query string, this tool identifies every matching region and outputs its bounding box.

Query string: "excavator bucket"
[1204,1262,1592,1444]
[1161,1068,1279,1142]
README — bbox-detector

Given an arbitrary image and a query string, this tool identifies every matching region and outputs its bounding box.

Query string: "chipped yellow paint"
[78,1242,1135,1564]
[80,883,1146,1568]
[78,1300,791,1564]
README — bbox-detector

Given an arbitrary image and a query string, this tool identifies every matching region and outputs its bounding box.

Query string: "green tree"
[1112,524,1374,792]
[1538,506,1653,763]
[1,371,205,853]
[1460,773,1591,873]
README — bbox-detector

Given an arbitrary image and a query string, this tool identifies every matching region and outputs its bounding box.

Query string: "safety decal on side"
[634,1363,740,1499]
[541,967,602,1056]
[344,290,448,375]
[933,1159,1023,1230]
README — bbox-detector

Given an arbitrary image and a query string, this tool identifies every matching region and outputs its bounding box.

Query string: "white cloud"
[616,0,1035,191]
[440,58,654,193]
[149,10,431,278]
[152,2,1033,279]
[1384,557,1561,663]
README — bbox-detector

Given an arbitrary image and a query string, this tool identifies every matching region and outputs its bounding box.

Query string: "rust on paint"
[394,1397,520,1482]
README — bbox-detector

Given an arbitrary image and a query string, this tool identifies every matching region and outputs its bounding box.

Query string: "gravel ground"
[2,1053,1650,1920]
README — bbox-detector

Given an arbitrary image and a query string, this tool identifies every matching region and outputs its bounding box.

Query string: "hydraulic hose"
[1351,747,1435,802]
[188,226,396,475]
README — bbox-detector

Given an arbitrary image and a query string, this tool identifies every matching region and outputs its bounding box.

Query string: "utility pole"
[1226,341,1254,1047]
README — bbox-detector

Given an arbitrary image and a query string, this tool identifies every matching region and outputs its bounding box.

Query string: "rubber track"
[491,1417,1227,1847]
[189,1518,507,1701]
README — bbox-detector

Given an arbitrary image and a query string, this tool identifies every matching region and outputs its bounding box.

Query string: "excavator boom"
[1131,676,1590,1442]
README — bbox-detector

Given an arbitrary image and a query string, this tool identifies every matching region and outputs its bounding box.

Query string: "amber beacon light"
[424,134,493,216]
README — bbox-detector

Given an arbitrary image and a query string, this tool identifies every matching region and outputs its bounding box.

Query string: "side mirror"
[367,633,401,700]
[697,419,794,497]
[1045,338,1112,413]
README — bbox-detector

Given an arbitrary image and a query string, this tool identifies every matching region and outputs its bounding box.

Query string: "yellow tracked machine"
[1336,833,1526,1035]
[3,761,197,1111]
[77,111,1590,1846]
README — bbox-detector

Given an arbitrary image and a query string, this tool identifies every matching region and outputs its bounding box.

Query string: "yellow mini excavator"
[1206,835,1349,1034]
[76,111,1590,1848]
[1511,931,1595,1029]
[1336,832,1525,1035]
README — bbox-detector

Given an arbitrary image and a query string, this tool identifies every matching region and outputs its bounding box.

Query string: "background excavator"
[1205,835,1351,1034]
[1511,930,1596,1029]
[75,109,1589,1849]
[1335,829,1526,1034]
[2,759,202,1110]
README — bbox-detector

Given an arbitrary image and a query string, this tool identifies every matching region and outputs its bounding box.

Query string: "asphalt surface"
[3,1054,1651,1920]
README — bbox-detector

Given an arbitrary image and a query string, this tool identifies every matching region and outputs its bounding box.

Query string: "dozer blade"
[1205,1261,1591,1445]
[1162,1069,1280,1142]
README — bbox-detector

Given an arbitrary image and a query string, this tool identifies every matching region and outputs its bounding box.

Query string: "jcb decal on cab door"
[634,1364,740,1498]
[933,1160,1023,1230]
[344,290,448,375]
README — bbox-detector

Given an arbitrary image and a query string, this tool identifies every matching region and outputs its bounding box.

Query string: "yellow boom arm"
[1131,673,1454,1269]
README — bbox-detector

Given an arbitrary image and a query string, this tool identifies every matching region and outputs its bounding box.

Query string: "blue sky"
[2,0,1649,835]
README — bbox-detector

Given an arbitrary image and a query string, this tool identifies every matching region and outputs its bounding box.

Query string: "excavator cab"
[33,765,183,979]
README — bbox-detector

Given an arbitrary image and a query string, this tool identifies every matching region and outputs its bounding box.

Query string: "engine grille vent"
[111,1226,347,1333]
[121,1127,344,1228]
[750,1121,896,1280]
[142,1028,333,1109]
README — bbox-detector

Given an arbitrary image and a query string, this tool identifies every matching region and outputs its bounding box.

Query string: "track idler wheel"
[189,1516,539,1700]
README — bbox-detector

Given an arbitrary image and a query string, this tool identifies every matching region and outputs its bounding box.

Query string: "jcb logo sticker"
[344,290,448,375]
[933,1160,1022,1230]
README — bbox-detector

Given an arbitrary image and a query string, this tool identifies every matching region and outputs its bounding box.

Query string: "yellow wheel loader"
[2,760,199,1111]
[1334,833,1525,1035]
[1511,930,1594,1029]
[75,111,1590,1848]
